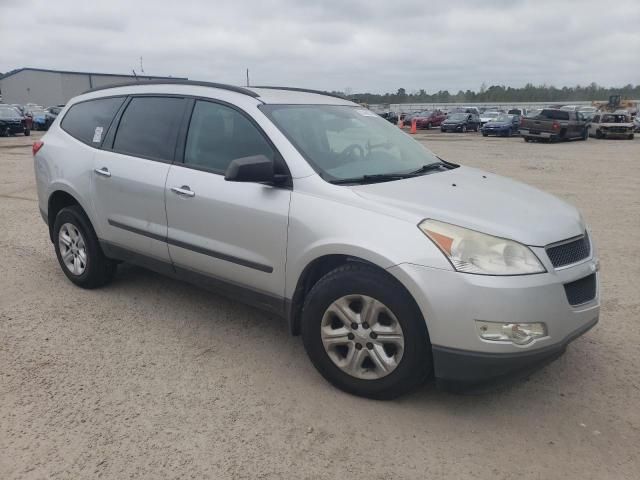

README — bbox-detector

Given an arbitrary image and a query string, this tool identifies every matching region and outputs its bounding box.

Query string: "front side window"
[60,96,125,145]
[184,100,275,173]
[261,105,442,182]
[113,96,185,162]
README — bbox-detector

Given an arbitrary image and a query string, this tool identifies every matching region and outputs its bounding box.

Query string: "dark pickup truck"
[520,109,589,142]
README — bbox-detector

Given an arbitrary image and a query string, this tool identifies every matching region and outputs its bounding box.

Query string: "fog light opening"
[476,321,547,346]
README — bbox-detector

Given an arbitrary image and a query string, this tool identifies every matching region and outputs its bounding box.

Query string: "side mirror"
[225,155,275,183]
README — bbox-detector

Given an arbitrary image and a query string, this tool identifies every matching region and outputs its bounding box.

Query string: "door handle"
[94,167,111,177]
[171,185,195,197]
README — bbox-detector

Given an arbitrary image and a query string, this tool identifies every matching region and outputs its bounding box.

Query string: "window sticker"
[92,126,103,143]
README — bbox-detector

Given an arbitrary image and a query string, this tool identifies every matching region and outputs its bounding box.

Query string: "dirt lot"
[1,131,639,479]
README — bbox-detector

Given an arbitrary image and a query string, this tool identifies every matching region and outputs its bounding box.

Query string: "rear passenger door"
[164,99,291,306]
[92,95,188,264]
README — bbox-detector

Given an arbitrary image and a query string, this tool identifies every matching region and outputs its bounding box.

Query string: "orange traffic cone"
[410,118,417,134]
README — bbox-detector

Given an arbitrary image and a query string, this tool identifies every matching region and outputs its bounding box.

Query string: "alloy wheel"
[320,295,405,380]
[58,223,88,275]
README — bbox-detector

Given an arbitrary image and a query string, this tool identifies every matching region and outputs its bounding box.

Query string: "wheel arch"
[47,187,93,242]
[286,252,425,338]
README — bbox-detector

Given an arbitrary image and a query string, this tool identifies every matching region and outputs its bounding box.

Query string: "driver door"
[164,99,291,307]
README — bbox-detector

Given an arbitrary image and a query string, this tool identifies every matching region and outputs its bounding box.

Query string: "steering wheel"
[335,144,365,164]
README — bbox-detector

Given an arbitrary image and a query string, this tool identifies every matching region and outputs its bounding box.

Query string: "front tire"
[53,206,116,289]
[301,264,432,399]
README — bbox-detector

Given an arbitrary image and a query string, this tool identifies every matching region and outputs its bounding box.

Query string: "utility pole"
[246,68,250,87]
[140,56,145,74]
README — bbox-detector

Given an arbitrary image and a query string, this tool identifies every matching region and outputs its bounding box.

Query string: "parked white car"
[589,111,635,139]
[479,111,500,126]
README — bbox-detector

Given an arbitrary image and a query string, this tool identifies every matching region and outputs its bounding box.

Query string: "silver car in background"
[33,81,600,398]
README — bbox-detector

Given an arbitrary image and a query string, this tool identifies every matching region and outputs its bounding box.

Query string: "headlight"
[418,219,545,275]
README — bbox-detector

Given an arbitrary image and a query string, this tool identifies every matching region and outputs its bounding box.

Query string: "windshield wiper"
[406,162,446,175]
[329,173,411,185]
[329,163,449,185]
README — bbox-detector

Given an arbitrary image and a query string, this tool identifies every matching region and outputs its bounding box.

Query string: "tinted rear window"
[538,109,570,120]
[61,97,125,145]
[113,96,185,162]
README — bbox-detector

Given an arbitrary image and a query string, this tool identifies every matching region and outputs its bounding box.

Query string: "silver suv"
[34,81,600,398]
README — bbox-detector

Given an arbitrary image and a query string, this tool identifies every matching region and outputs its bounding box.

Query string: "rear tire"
[524,136,530,142]
[462,125,467,133]
[629,134,635,140]
[301,264,432,399]
[53,206,116,289]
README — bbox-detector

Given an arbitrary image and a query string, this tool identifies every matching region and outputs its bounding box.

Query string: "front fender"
[285,190,452,299]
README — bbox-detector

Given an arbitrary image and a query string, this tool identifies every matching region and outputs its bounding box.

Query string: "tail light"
[552,121,560,130]
[32,141,44,156]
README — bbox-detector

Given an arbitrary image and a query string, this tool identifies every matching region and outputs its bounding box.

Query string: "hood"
[443,119,465,124]
[352,166,584,246]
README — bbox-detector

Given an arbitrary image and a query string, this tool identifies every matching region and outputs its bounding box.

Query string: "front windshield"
[496,114,513,122]
[483,112,499,118]
[448,113,467,121]
[0,107,19,119]
[261,105,441,181]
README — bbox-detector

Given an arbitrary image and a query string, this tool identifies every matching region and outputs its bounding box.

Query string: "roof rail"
[83,79,260,98]
[250,85,349,101]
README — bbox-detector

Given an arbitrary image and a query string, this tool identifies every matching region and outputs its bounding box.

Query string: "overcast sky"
[1,0,639,93]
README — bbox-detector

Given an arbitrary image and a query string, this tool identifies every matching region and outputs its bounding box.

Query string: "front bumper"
[441,124,464,132]
[600,129,633,137]
[432,316,597,390]
[0,122,25,134]
[388,251,600,388]
[482,127,509,135]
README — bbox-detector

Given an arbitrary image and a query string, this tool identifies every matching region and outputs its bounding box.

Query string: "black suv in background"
[0,105,30,136]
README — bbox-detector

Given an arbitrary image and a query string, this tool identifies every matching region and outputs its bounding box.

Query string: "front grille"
[564,274,597,306]
[546,232,590,268]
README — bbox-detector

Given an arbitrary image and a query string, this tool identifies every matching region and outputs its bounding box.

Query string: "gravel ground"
[1,131,639,479]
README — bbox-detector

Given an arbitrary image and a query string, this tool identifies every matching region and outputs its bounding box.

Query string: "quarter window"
[184,100,275,173]
[61,97,125,146]
[113,96,185,162]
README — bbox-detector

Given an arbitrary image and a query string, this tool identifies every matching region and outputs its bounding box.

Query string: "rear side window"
[183,100,275,173]
[61,97,125,145]
[113,96,185,162]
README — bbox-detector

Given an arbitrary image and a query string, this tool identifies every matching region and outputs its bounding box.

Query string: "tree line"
[334,83,640,104]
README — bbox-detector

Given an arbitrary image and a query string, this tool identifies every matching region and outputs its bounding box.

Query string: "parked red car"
[413,110,446,129]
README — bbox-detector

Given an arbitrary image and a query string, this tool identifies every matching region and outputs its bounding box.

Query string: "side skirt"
[100,241,287,318]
